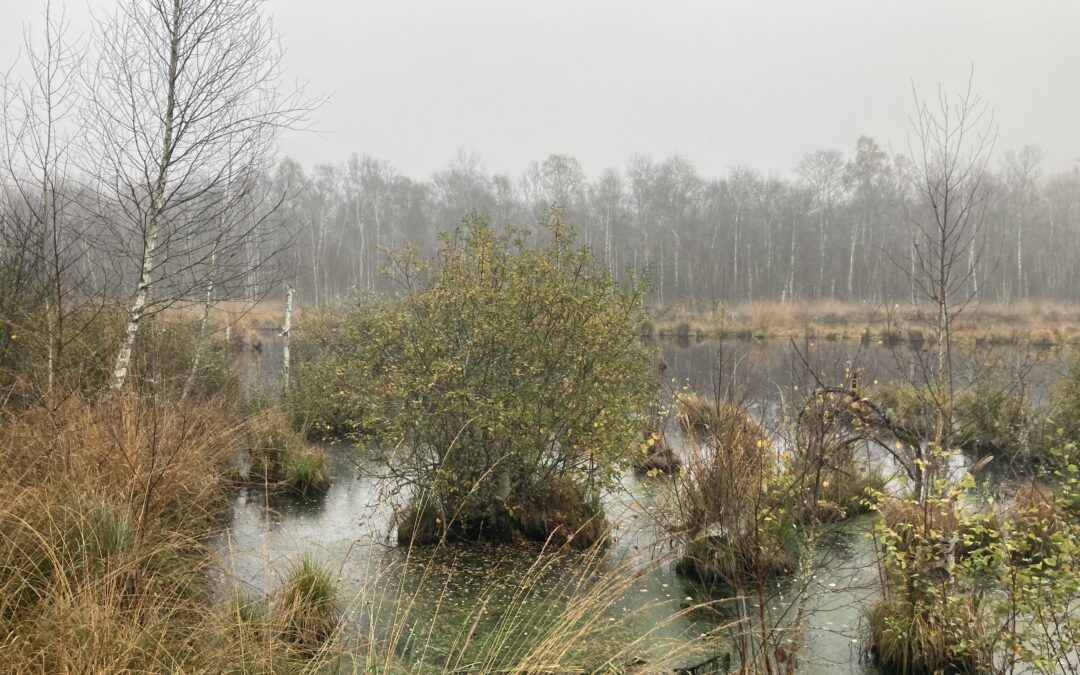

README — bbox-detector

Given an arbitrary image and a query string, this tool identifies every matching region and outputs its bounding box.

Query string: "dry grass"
[0,393,729,672]
[339,534,728,673]
[650,300,1080,345]
[0,395,347,672]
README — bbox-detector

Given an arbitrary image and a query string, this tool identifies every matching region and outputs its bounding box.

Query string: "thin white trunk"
[109,0,181,391]
[45,298,54,395]
[281,285,295,389]
[182,242,218,400]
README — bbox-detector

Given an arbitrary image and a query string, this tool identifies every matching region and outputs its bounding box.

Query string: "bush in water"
[296,212,655,547]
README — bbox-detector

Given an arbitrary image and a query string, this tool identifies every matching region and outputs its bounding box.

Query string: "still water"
[218,336,1063,672]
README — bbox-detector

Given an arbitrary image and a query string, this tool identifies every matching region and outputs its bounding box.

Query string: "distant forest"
[268,139,1080,306]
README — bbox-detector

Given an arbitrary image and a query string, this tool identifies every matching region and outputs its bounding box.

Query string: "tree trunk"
[182,241,218,400]
[110,0,181,391]
[281,285,294,389]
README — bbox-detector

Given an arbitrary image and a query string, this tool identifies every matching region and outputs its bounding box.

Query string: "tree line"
[273,141,1080,306]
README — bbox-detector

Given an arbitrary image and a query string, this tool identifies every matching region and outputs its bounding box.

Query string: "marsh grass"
[246,409,331,496]
[275,555,342,653]
[650,300,1080,344]
[331,534,733,673]
[0,394,351,671]
[677,393,765,444]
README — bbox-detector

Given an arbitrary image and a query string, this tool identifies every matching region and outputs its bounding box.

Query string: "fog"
[3,0,1078,178]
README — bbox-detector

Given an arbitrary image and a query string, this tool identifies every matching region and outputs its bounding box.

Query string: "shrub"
[1050,350,1080,444]
[672,400,797,587]
[867,485,997,674]
[867,382,944,446]
[0,304,238,407]
[791,385,889,523]
[865,596,990,674]
[297,214,655,546]
[633,429,681,476]
[953,382,1035,460]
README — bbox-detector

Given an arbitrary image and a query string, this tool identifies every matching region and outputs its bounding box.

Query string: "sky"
[3,0,1078,179]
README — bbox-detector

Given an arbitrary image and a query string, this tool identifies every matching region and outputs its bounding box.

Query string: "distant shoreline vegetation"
[647,299,1080,346]
[192,298,1080,348]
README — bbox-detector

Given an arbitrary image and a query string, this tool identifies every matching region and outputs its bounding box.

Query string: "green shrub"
[953,382,1034,459]
[633,429,681,476]
[1051,350,1080,444]
[296,213,655,546]
[868,382,945,446]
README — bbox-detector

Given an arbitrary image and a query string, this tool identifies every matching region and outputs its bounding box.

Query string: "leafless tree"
[83,0,315,391]
[796,149,846,301]
[903,73,996,493]
[0,3,105,403]
[1001,144,1045,301]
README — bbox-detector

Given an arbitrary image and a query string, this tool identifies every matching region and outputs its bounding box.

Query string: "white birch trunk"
[109,0,181,392]
[281,285,294,389]
[182,242,218,400]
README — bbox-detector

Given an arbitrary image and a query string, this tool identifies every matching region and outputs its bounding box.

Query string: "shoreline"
[647,300,1080,346]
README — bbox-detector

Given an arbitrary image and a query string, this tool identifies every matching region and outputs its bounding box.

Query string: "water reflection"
[220,337,1065,672]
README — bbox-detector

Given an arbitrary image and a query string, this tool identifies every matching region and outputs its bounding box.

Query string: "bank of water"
[217,336,1064,672]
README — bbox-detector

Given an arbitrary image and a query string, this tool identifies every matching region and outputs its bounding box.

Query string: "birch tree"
[0,3,100,400]
[86,0,312,391]
[904,76,996,495]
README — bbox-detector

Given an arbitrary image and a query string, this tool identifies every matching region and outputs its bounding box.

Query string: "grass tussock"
[672,400,797,586]
[865,596,990,675]
[275,555,341,653]
[395,477,610,551]
[677,393,766,445]
[246,409,331,497]
[0,395,343,672]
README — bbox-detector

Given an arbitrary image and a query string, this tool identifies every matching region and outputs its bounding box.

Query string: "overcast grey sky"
[4,0,1078,178]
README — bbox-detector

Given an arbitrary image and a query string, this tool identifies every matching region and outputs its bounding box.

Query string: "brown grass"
[650,300,1080,344]
[0,395,346,671]
[161,299,294,334]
